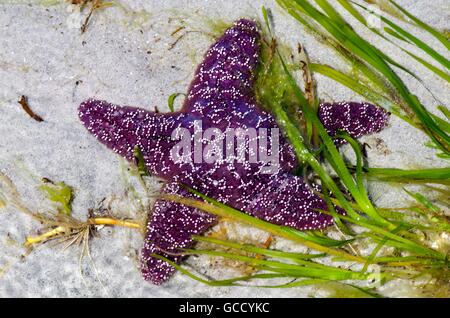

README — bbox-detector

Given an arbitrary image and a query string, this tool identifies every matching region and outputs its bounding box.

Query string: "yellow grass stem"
[25,218,141,246]
[25,226,66,246]
[88,217,141,229]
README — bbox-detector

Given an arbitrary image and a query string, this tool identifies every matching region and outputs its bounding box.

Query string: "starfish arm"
[141,181,217,285]
[78,98,199,176]
[318,102,390,141]
[184,19,262,119]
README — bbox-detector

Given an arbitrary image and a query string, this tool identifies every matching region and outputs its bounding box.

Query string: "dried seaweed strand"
[18,95,44,122]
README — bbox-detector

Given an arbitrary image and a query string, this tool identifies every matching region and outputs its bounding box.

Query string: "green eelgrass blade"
[299,0,447,114]
[381,27,449,82]
[182,249,370,281]
[258,278,327,288]
[322,185,354,235]
[270,97,361,222]
[362,167,450,185]
[151,253,289,286]
[309,63,397,110]
[363,233,448,262]
[430,114,450,134]
[281,229,354,247]
[361,225,404,273]
[388,0,450,51]
[336,0,450,90]
[335,132,366,195]
[315,0,430,82]
[133,145,150,177]
[403,49,450,83]
[150,256,374,291]
[278,0,396,98]
[259,278,381,299]
[167,93,185,112]
[261,5,272,34]
[438,105,450,120]
[193,235,327,262]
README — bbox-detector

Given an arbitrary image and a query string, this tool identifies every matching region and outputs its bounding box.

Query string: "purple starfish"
[78,19,389,284]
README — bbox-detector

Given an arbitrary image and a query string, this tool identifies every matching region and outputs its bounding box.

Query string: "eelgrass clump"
[153,4,449,296]
[276,0,450,156]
